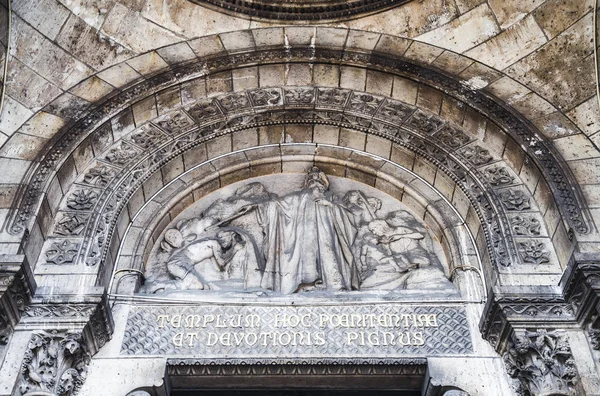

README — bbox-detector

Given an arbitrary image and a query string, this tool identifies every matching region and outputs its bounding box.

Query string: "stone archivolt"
[0,28,595,396]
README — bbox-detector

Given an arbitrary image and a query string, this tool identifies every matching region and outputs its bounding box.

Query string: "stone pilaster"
[0,255,36,362]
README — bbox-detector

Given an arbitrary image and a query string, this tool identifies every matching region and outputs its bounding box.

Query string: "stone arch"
[0,29,594,373]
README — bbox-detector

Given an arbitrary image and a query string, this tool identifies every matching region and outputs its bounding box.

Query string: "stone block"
[132,96,158,127]
[555,134,599,161]
[16,111,66,140]
[440,95,466,125]
[252,27,284,48]
[13,0,70,40]
[315,27,348,48]
[506,14,595,111]
[339,128,366,150]
[286,64,312,86]
[374,34,411,57]
[416,85,442,114]
[313,64,339,87]
[56,14,133,71]
[142,171,164,200]
[219,30,256,52]
[413,156,437,184]
[206,70,233,96]
[97,63,141,89]
[314,125,339,145]
[157,42,198,65]
[532,111,580,140]
[466,15,547,71]
[188,35,226,58]
[365,134,392,158]
[488,0,545,29]
[366,70,393,96]
[284,125,312,143]
[390,143,416,170]
[258,125,284,144]
[284,26,315,46]
[232,67,258,91]
[161,155,185,184]
[6,57,62,110]
[567,96,600,136]
[432,51,473,76]
[392,76,419,105]
[340,66,367,91]
[69,76,114,103]
[181,78,206,105]
[533,0,592,40]
[101,3,179,53]
[416,4,500,53]
[345,30,381,52]
[232,128,259,150]
[259,64,285,87]
[206,134,232,159]
[0,132,47,161]
[403,41,444,65]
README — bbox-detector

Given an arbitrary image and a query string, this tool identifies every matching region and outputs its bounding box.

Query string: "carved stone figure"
[142,168,453,295]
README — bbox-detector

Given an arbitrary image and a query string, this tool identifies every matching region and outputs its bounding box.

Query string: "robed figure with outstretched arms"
[257,167,359,294]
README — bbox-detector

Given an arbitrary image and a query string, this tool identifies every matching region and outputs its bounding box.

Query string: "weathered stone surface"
[506,13,595,111]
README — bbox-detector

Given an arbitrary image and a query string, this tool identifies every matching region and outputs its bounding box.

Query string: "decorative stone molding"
[480,290,575,352]
[16,330,91,396]
[8,45,589,253]
[20,289,114,356]
[503,329,579,396]
[0,254,36,358]
[562,255,600,324]
[167,357,427,376]
[187,0,412,22]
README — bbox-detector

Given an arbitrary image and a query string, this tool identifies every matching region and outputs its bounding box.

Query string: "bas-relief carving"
[17,331,90,396]
[503,330,579,396]
[142,168,452,295]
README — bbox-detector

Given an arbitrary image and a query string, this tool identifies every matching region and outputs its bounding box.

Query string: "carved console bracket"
[480,289,575,353]
[19,288,114,356]
[478,254,600,395]
[0,254,36,357]
[562,253,600,353]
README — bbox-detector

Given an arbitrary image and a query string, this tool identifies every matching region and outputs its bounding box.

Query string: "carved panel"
[503,330,579,396]
[122,304,472,357]
[16,331,91,396]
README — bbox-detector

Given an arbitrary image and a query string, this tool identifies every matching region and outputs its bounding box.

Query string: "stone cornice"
[20,288,114,355]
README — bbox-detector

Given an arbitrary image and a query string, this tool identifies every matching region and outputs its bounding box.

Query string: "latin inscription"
[121,305,472,357]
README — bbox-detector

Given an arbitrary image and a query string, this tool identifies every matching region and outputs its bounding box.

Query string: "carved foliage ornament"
[9,48,588,245]
[503,330,578,396]
[62,93,516,272]
[18,331,90,396]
